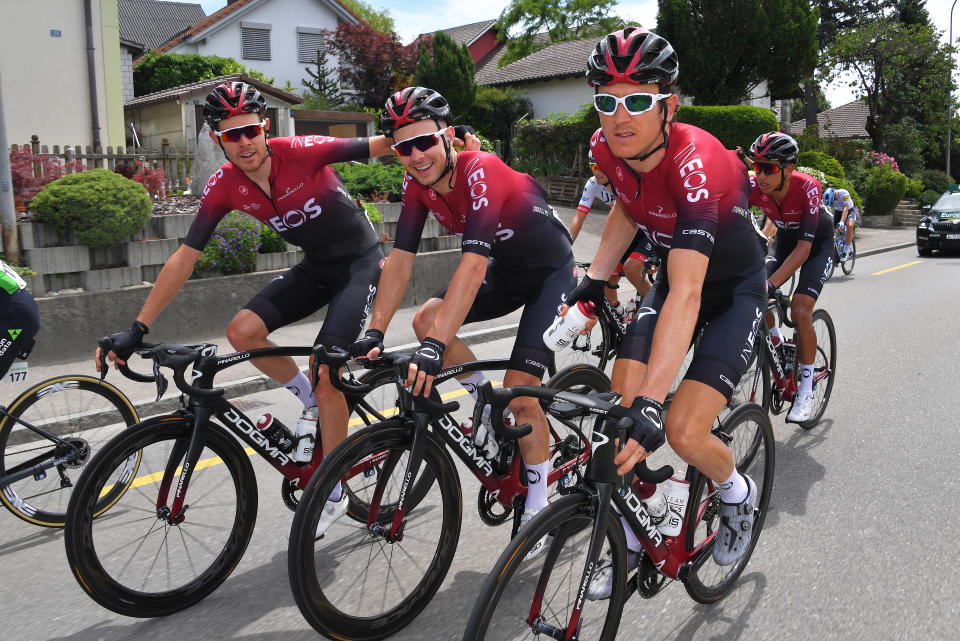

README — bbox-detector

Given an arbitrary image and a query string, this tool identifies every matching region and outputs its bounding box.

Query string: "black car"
[917,189,960,256]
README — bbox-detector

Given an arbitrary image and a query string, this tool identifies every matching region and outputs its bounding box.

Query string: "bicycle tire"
[548,313,612,377]
[64,414,257,617]
[728,337,772,416]
[0,375,139,527]
[289,419,462,641]
[683,403,775,603]
[463,492,627,641]
[841,237,856,275]
[798,309,837,429]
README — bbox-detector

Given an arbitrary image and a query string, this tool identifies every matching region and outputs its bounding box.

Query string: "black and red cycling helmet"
[749,132,800,165]
[380,87,452,137]
[203,81,267,129]
[586,27,679,88]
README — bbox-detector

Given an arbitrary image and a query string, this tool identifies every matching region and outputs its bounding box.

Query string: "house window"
[297,27,326,64]
[241,22,271,61]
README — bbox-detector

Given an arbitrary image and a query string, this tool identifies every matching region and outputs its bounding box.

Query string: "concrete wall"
[125,102,185,151]
[1,0,124,147]
[120,46,136,102]
[168,0,349,94]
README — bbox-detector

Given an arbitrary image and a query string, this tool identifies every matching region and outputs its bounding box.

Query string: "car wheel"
[917,244,932,257]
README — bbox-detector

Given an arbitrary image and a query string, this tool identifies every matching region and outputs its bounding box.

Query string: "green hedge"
[30,169,151,248]
[514,102,599,176]
[796,166,863,213]
[919,189,940,208]
[259,226,287,253]
[920,169,953,195]
[798,151,845,179]
[674,105,779,152]
[859,165,908,216]
[332,162,406,202]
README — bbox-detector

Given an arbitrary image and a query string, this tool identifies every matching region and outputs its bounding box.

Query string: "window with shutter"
[297,28,326,64]
[241,22,271,61]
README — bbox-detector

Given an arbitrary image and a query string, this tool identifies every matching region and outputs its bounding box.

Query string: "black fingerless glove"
[410,337,445,377]
[622,396,666,453]
[453,125,477,139]
[110,320,148,360]
[766,280,778,300]
[349,329,384,358]
[564,274,608,308]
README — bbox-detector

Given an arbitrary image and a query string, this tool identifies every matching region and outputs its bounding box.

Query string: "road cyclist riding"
[823,186,858,275]
[744,131,836,423]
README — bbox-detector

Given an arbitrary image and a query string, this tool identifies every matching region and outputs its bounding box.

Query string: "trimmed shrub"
[332,162,406,202]
[797,166,863,212]
[859,165,908,216]
[798,151,844,179]
[360,201,382,223]
[904,178,923,200]
[921,169,953,195]
[195,211,261,275]
[674,105,779,152]
[259,226,288,253]
[919,189,941,208]
[30,169,151,248]
[466,85,533,160]
[515,102,599,176]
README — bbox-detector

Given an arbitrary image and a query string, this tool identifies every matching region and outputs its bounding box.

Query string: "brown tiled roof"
[145,0,362,60]
[478,36,595,86]
[437,19,497,46]
[789,100,869,139]
[119,0,205,51]
[124,73,303,108]
[475,42,508,79]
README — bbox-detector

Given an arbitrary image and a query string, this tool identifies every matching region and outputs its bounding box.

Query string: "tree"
[133,52,273,96]
[656,0,817,106]
[301,47,343,110]
[822,19,954,155]
[496,0,623,68]
[324,23,427,109]
[887,0,931,27]
[465,86,534,160]
[790,87,830,123]
[338,0,395,34]
[415,32,476,118]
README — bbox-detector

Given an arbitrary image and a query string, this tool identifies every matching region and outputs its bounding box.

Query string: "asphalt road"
[0,245,955,641]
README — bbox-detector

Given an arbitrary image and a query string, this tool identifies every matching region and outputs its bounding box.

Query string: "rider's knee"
[312,367,342,401]
[412,299,441,340]
[226,314,265,349]
[664,419,703,461]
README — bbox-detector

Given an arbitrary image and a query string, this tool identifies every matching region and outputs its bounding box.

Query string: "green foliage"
[798,151,844,179]
[859,165,908,216]
[921,169,953,195]
[415,32,476,117]
[797,166,863,212]
[361,201,382,223]
[673,105,778,152]
[496,0,622,67]
[338,0,395,33]
[904,178,923,200]
[919,189,941,208]
[789,86,830,123]
[514,102,599,175]
[658,0,817,104]
[30,169,151,248]
[882,118,923,176]
[332,162,406,202]
[465,86,533,160]
[301,47,343,110]
[0,255,36,278]
[195,211,261,275]
[259,226,287,253]
[133,52,273,96]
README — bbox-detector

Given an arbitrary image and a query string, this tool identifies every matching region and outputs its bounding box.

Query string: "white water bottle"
[543,301,597,352]
[634,481,667,526]
[658,478,690,537]
[293,406,319,463]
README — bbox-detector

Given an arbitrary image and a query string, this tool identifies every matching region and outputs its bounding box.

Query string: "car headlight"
[918,220,931,230]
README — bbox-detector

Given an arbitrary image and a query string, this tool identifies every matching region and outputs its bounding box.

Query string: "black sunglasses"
[392,130,446,157]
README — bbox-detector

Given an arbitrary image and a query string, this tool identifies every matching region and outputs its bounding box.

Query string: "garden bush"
[332,162,405,202]
[919,189,941,208]
[904,178,923,200]
[259,226,287,253]
[859,165,908,216]
[920,169,953,195]
[195,210,261,275]
[515,102,599,176]
[674,105,778,152]
[30,169,151,248]
[9,148,85,206]
[797,151,844,179]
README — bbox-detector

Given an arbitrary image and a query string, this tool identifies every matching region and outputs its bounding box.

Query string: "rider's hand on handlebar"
[766,279,778,300]
[404,337,445,397]
[95,321,148,372]
[612,396,666,475]
[349,329,385,360]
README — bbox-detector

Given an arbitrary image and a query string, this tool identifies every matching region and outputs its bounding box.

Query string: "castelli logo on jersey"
[616,166,624,180]
[239,185,248,196]
[379,258,386,269]
[429,189,437,200]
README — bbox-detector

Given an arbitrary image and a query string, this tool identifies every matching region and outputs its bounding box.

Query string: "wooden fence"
[10,135,193,195]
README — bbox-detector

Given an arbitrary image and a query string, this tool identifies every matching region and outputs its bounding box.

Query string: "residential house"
[124,73,302,153]
[788,100,869,139]
[146,0,363,94]
[1,0,125,148]
[430,19,505,79]
[118,0,207,101]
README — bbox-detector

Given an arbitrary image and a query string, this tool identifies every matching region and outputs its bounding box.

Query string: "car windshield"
[932,192,960,213]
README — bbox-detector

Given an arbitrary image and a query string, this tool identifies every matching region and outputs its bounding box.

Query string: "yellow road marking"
[871,260,922,276]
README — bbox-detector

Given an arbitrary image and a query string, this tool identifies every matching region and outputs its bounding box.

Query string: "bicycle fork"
[366,411,430,542]
[155,406,214,525]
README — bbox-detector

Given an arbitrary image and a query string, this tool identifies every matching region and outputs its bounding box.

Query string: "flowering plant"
[194,210,261,275]
[856,149,899,172]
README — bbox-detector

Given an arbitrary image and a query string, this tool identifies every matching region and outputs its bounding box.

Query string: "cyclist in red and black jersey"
[350,87,575,551]
[559,28,766,593]
[97,81,478,536]
[746,132,834,422]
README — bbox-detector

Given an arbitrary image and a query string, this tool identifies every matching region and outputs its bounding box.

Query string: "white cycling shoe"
[519,507,548,561]
[586,549,642,600]
[315,495,349,539]
[787,392,815,423]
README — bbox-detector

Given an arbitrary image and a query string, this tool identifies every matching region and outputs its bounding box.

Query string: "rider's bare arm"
[424,252,487,344]
[367,248,416,335]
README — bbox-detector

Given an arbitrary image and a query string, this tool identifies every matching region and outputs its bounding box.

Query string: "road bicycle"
[0,339,140,528]
[742,289,836,429]
[828,223,856,278]
[463,386,775,640]
[287,351,611,641]
[63,339,422,617]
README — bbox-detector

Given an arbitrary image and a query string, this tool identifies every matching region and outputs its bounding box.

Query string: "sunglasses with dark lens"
[589,162,599,172]
[215,122,266,143]
[754,162,783,175]
[391,130,446,157]
[593,92,672,116]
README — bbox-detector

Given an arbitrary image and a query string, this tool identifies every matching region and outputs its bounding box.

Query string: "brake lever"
[152,360,168,401]
[97,337,112,382]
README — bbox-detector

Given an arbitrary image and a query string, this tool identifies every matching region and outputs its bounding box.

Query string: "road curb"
[858,242,915,258]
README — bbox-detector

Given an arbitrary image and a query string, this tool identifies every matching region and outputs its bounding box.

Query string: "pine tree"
[302,47,343,110]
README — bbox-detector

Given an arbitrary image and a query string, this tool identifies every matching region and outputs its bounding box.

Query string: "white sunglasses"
[593,92,672,116]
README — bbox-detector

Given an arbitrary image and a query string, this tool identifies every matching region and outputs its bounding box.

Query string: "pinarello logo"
[616,167,624,180]
[239,185,248,196]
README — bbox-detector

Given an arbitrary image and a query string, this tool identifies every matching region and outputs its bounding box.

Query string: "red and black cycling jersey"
[748,170,833,243]
[187,136,379,261]
[589,123,763,282]
[394,151,572,270]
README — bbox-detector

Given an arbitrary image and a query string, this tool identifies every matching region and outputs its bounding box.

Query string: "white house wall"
[167,0,344,93]
[516,77,595,119]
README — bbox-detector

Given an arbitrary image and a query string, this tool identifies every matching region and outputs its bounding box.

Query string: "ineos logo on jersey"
[290,135,334,149]
[465,156,489,210]
[202,168,225,197]
[674,142,709,203]
[741,305,762,365]
[268,198,323,232]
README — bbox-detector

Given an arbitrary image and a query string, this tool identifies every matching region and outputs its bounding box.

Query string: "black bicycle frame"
[0,406,86,490]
